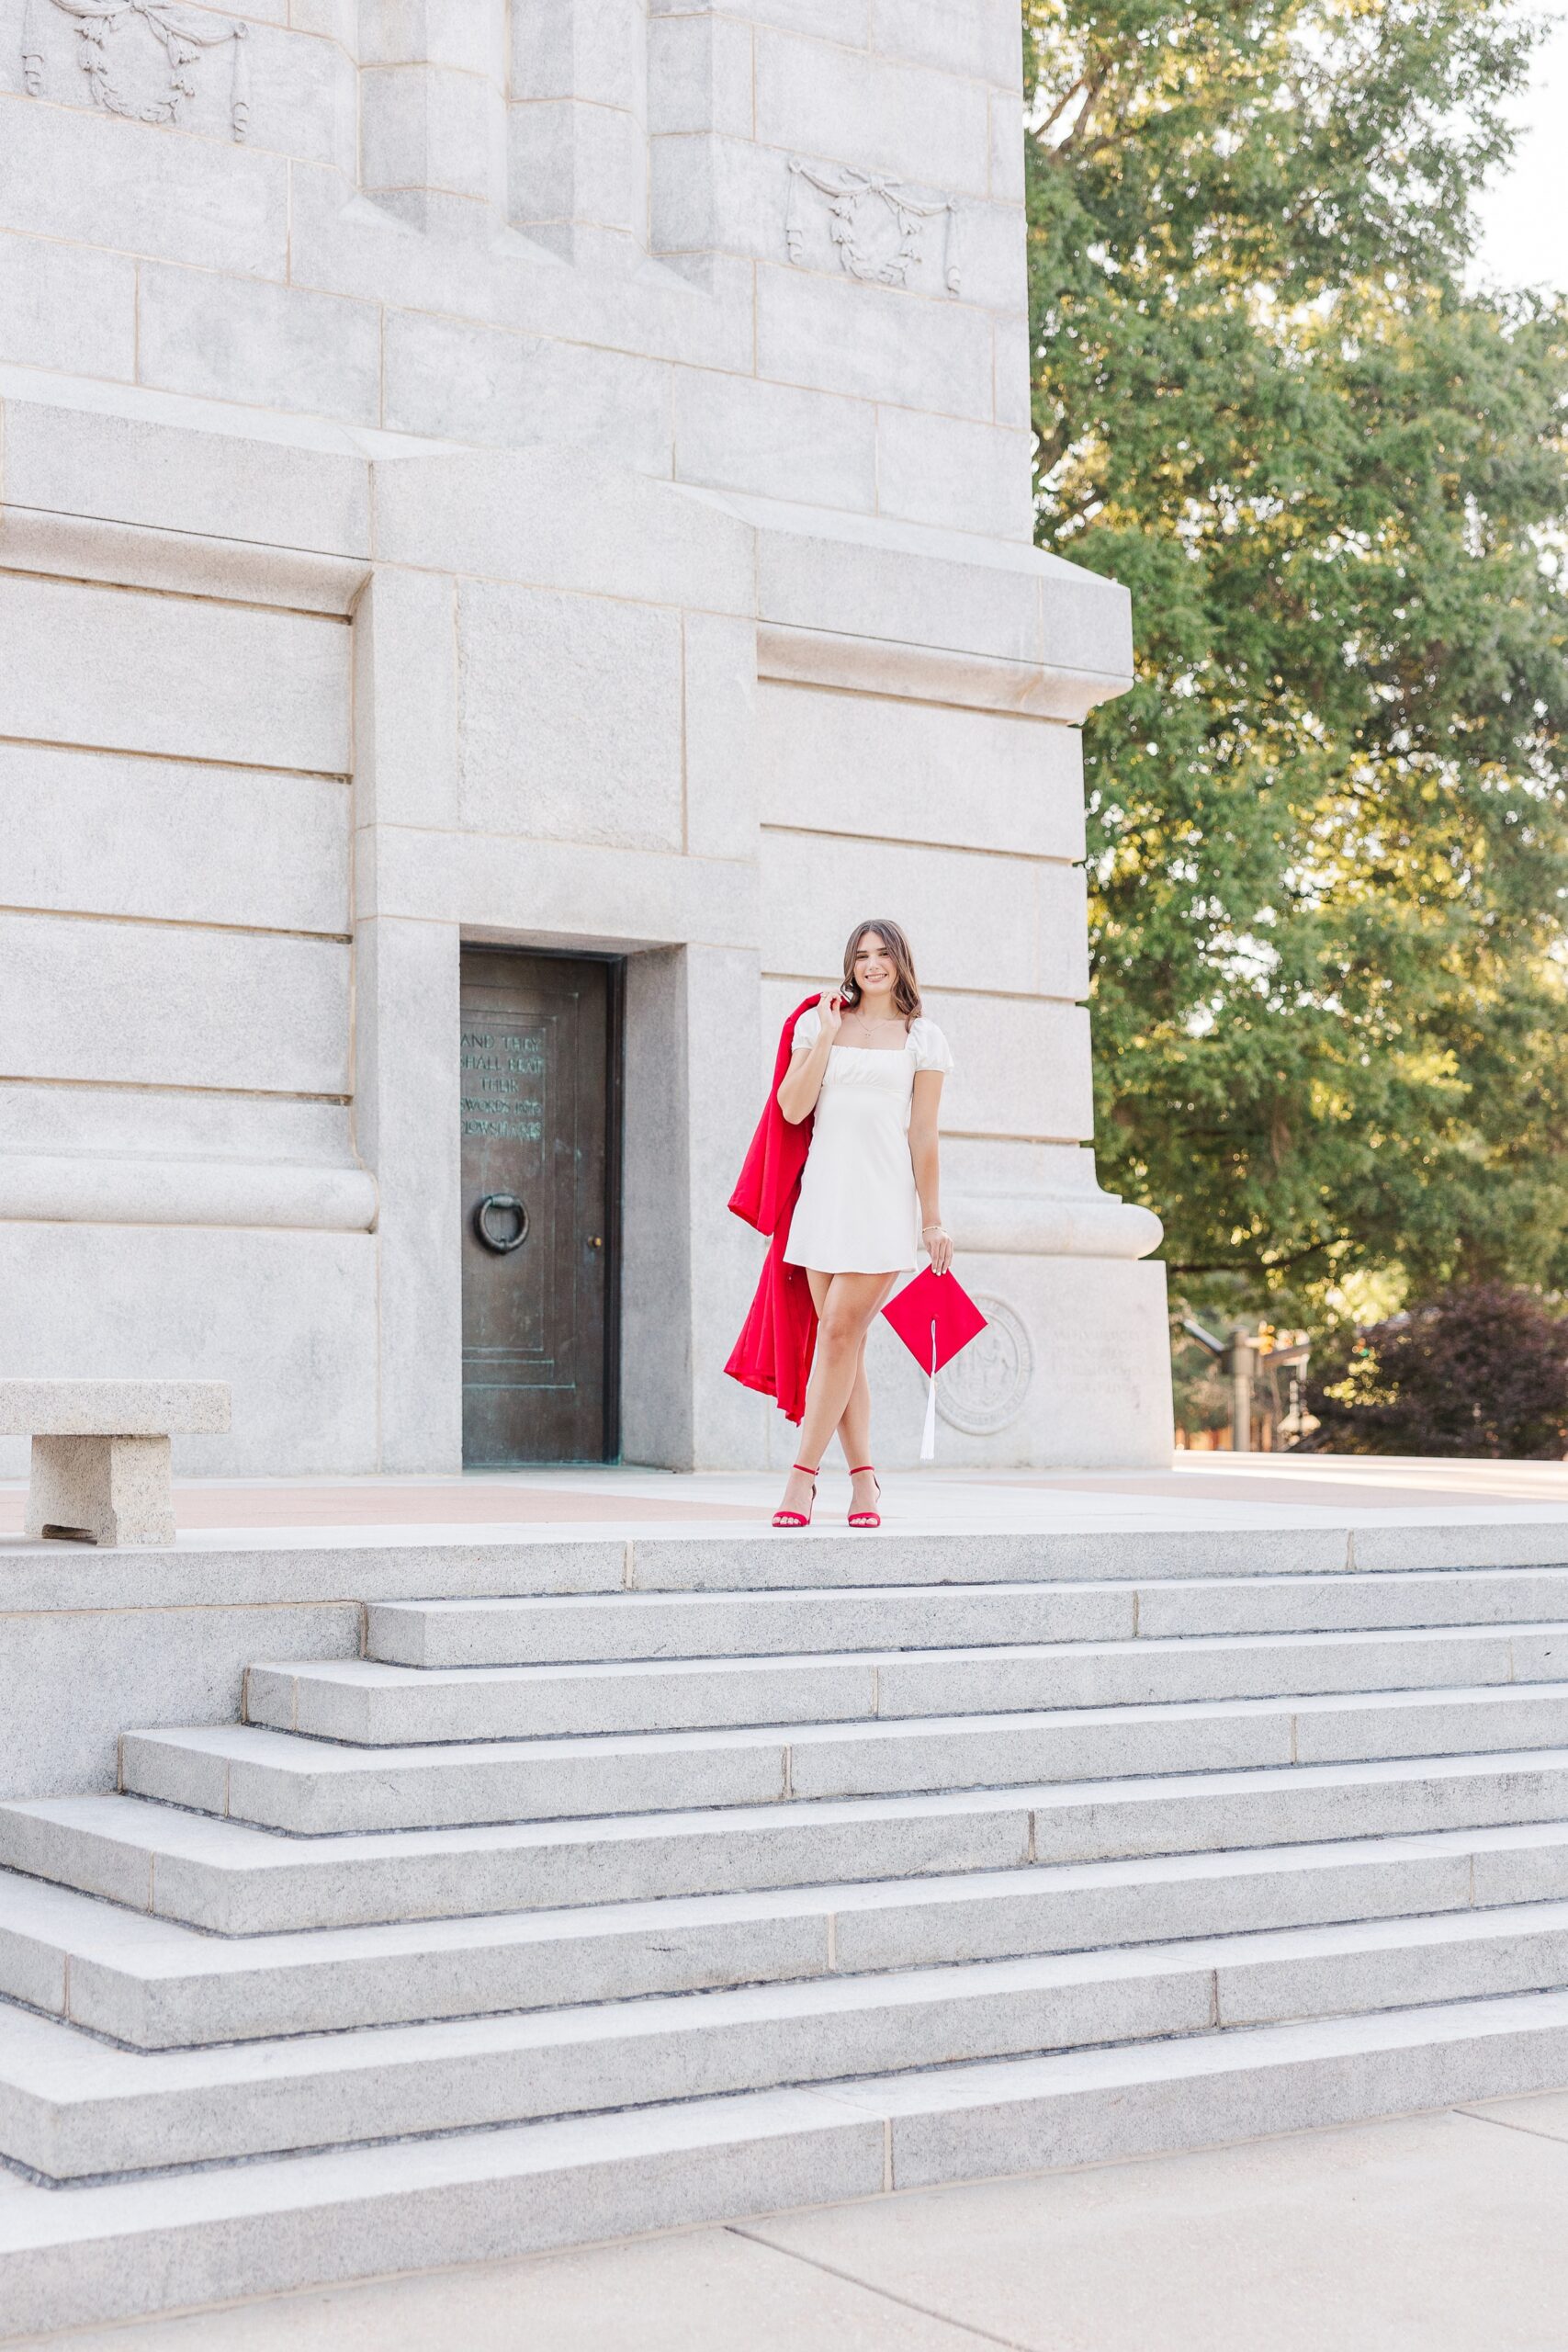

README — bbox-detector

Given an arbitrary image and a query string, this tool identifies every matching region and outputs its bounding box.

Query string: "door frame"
[457,941,626,1465]
[601,952,625,1464]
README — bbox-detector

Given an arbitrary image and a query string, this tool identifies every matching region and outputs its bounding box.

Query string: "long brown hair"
[840,920,922,1023]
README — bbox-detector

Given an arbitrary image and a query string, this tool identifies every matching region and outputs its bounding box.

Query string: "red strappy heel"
[773,1463,818,1529]
[847,1464,881,1528]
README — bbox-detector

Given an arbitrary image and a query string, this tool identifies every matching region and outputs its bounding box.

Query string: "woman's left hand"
[923,1224,953,1276]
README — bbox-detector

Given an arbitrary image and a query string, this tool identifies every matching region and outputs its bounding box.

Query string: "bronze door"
[460,951,619,1464]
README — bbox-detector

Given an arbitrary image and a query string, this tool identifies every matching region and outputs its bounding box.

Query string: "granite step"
[7,1988,1568,2336]
[1133,1567,1568,1636]
[605,1522,1568,1589]
[118,1684,1568,1833]
[9,1820,1568,2050]
[249,1621,1568,1743]
[367,1582,1136,1662]
[11,1750,1568,1933]
[362,1571,1568,1667]
[10,1900,1568,2181]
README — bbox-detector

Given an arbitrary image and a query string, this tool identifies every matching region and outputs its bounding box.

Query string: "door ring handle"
[474,1193,529,1253]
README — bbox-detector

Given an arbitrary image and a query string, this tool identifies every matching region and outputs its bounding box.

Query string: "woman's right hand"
[818,989,844,1039]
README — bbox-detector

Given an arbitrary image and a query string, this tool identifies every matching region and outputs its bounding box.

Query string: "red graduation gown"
[725,994,821,1423]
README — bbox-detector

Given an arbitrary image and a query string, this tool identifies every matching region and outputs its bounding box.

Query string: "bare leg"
[837,1341,872,1469]
[836,1275,898,1514]
[775,1271,893,1520]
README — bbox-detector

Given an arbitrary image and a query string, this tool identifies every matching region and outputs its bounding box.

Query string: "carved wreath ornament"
[786,157,961,297]
[937,1295,1033,1436]
[21,0,251,140]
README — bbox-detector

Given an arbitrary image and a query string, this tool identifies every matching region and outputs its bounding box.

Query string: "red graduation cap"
[881,1268,987,1460]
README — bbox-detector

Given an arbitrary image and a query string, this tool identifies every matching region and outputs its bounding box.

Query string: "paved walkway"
[6,1453,1568,1546]
[15,2092,1568,2349]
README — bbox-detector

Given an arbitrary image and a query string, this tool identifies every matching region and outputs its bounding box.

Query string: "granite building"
[0,0,1173,1474]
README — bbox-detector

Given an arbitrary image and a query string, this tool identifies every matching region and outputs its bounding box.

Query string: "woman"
[770,921,952,1529]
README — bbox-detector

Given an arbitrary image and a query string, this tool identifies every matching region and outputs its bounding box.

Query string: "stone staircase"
[7,1524,1568,2333]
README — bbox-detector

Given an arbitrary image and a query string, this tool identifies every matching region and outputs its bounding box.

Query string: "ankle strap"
[792,1462,819,1476]
[848,1464,876,1476]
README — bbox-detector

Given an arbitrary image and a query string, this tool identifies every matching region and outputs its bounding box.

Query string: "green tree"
[1025,0,1568,1322]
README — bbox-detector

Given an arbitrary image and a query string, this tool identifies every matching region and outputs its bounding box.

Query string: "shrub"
[1308,1284,1568,1459]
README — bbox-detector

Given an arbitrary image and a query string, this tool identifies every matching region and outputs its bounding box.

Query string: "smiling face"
[851,931,894,1001]
[840,918,922,1022]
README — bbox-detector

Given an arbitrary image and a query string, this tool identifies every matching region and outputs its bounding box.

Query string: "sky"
[1471,2,1568,291]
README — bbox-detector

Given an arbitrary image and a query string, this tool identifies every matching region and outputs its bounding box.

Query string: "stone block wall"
[0,417,378,1471]
[0,0,1030,532]
[0,2,1174,1474]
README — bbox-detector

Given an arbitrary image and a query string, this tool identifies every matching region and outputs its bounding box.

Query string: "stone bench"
[0,1381,231,1547]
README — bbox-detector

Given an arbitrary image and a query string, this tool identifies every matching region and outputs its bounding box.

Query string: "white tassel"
[920,1319,938,1462]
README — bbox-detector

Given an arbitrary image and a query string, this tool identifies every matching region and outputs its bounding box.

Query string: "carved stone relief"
[21,0,251,140]
[939,1295,1033,1435]
[785,157,961,296]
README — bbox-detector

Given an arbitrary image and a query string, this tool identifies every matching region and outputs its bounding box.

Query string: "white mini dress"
[782,1010,954,1274]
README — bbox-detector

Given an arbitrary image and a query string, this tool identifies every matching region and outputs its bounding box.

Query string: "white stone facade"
[0,0,1172,1473]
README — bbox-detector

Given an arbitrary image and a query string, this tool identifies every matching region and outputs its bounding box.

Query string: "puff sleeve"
[791,1007,822,1053]
[909,1018,953,1074]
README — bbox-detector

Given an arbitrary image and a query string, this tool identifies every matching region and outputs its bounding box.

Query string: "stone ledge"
[758,621,1130,720]
[0,1156,377,1235]
[0,1382,231,1438]
[947,1190,1164,1261]
[0,378,380,559]
[0,507,370,616]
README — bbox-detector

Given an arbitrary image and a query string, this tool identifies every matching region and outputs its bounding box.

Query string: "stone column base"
[799,1255,1177,1472]
[25,1434,176,1547]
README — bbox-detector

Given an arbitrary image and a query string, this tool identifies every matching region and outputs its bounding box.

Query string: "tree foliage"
[1308,1282,1568,1453]
[1025,0,1568,1317]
